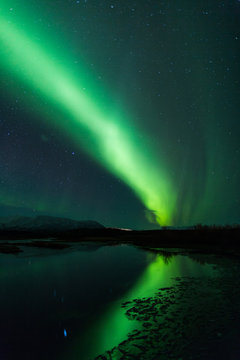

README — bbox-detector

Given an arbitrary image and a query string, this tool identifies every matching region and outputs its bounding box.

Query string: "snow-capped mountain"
[0,216,104,231]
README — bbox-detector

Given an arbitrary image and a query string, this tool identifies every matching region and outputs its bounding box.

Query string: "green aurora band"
[0,13,176,225]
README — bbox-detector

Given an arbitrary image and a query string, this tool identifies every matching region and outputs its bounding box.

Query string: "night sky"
[0,0,239,229]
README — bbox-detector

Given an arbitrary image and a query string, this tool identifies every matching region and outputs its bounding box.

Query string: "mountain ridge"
[0,215,104,231]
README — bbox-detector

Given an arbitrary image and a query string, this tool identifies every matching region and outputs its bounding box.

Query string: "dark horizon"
[0,211,240,232]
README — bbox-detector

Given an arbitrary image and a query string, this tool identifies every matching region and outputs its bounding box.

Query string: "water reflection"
[67,249,214,359]
[0,244,215,360]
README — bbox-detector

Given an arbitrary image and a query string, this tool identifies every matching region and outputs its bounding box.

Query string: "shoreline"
[0,227,240,256]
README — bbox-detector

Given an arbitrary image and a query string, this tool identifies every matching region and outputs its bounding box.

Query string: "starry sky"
[0,0,239,229]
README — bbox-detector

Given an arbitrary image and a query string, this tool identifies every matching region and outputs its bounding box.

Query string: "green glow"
[0,14,176,225]
[69,253,214,358]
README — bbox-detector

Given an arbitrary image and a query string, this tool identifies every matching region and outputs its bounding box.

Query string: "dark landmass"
[0,224,240,255]
[0,215,104,231]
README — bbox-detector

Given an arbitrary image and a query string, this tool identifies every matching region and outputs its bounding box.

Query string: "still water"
[0,243,215,359]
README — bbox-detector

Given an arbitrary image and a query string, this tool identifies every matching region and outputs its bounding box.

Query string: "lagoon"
[0,242,238,359]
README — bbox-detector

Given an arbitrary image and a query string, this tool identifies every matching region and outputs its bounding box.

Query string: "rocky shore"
[96,255,240,359]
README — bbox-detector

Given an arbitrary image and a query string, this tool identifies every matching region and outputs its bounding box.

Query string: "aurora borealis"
[0,11,175,226]
[0,0,240,228]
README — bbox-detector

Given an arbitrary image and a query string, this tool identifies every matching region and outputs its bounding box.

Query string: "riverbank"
[0,227,240,256]
[96,253,240,359]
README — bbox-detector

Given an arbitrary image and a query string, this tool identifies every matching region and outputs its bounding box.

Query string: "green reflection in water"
[68,252,214,359]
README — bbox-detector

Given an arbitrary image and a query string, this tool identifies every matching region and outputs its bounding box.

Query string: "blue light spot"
[64,329,67,337]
